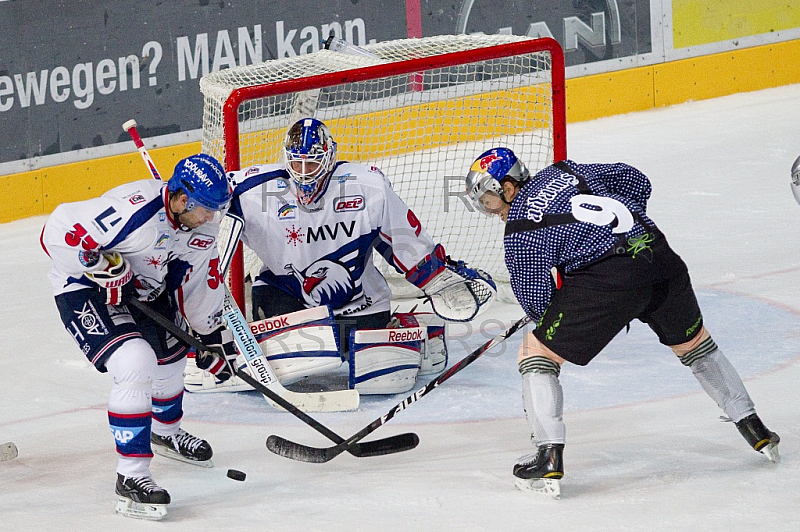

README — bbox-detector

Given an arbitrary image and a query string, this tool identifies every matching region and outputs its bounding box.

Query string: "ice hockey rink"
[2,82,800,530]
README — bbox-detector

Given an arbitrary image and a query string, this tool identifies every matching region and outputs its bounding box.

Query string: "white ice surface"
[3,84,800,530]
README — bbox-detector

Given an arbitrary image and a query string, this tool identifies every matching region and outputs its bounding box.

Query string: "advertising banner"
[0,0,653,169]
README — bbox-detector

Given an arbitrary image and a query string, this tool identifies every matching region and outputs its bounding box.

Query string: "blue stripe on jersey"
[233,168,291,196]
[104,196,164,250]
[229,168,291,218]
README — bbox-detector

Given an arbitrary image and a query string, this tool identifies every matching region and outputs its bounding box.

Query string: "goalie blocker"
[405,244,496,322]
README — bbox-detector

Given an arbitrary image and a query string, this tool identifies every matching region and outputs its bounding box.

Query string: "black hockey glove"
[196,327,238,382]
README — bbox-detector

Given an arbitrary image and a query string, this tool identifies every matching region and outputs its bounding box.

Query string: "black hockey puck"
[226,469,246,481]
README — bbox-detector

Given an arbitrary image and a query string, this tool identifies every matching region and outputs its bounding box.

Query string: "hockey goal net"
[200,34,565,312]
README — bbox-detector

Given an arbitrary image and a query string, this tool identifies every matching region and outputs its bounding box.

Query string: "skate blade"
[0,442,18,462]
[762,442,780,464]
[152,446,214,468]
[115,497,168,520]
[514,477,561,499]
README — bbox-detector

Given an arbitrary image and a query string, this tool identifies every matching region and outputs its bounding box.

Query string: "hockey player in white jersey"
[41,154,237,520]
[187,118,494,395]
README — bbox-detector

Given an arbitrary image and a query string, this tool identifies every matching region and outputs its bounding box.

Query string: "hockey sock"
[680,336,755,422]
[519,357,565,445]
[106,338,157,478]
[151,358,186,436]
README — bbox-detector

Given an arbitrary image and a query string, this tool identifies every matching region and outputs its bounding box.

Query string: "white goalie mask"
[284,118,338,205]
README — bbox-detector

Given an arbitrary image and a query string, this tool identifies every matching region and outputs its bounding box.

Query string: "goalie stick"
[123,119,359,413]
[126,297,419,458]
[267,315,534,463]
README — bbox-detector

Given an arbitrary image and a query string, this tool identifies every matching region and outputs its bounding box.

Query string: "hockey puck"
[226,469,246,481]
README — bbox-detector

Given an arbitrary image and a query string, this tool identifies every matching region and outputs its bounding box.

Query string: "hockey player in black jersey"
[465,148,780,498]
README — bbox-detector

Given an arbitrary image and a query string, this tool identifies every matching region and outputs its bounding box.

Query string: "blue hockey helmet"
[465,147,529,215]
[284,118,337,205]
[168,154,232,212]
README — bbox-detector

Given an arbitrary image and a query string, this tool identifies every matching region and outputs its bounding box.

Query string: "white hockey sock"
[680,337,755,422]
[151,357,187,437]
[520,357,565,445]
[106,339,157,478]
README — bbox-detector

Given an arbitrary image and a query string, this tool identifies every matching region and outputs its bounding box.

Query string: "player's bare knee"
[670,326,710,359]
[517,331,565,367]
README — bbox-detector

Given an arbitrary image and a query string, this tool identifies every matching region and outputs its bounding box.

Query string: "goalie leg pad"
[349,326,424,394]
[392,312,448,376]
[420,324,447,376]
[253,307,342,385]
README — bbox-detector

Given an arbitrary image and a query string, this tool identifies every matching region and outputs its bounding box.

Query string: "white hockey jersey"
[41,180,225,335]
[229,162,437,317]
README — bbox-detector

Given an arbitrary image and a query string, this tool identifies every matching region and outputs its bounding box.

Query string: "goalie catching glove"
[83,251,135,305]
[405,244,496,322]
[195,327,238,383]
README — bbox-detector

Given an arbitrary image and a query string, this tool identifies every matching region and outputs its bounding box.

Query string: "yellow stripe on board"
[236,84,553,168]
[673,0,800,48]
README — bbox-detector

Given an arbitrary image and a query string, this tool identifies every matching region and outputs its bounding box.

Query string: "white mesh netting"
[200,34,564,304]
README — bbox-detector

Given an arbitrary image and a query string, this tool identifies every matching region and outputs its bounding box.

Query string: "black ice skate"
[151,429,213,467]
[115,474,170,520]
[513,443,564,499]
[735,414,780,463]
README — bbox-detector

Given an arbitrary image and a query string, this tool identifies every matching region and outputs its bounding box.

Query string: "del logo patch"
[188,235,215,250]
[334,195,365,212]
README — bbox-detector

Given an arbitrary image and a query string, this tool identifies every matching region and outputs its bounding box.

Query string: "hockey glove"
[196,327,238,382]
[406,245,496,322]
[84,251,135,305]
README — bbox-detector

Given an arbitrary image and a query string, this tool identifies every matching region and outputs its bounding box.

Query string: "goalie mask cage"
[200,34,566,311]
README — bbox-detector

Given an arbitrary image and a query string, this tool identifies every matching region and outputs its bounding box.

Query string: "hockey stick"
[122,119,360,413]
[267,315,534,463]
[126,297,419,458]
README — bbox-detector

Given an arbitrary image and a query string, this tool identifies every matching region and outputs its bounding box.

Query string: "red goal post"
[200,35,566,311]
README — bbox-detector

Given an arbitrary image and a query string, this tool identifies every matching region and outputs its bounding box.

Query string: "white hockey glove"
[84,251,135,305]
[406,244,496,322]
[196,327,238,383]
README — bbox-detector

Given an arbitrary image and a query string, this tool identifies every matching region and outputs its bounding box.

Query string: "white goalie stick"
[122,119,359,413]
[267,315,534,463]
[126,296,419,458]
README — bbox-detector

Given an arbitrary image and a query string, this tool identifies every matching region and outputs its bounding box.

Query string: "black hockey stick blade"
[266,316,533,463]
[266,432,419,462]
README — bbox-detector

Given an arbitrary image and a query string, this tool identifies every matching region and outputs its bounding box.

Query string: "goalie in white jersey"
[188,118,495,395]
[41,154,238,520]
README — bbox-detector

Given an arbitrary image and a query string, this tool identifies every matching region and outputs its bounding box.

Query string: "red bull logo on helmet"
[471,152,501,173]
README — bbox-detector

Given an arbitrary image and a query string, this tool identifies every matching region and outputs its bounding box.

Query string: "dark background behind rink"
[0,0,650,165]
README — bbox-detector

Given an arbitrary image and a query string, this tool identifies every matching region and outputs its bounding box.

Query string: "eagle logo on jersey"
[285,259,354,308]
